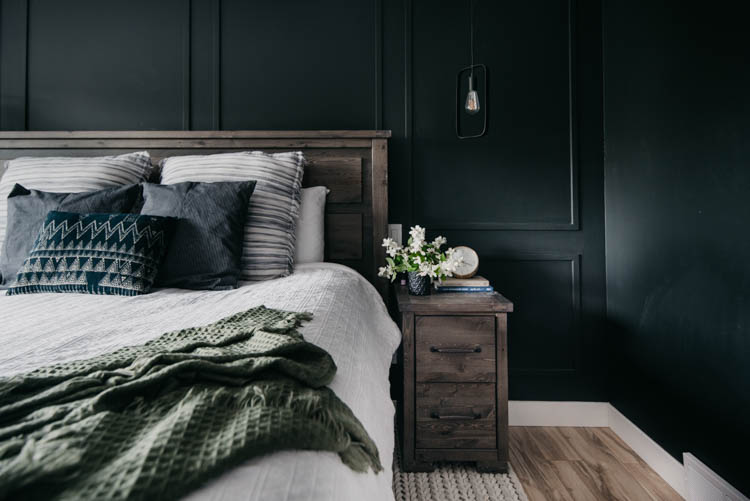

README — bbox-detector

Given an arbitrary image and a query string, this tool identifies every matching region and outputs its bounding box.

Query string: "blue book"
[434,285,494,293]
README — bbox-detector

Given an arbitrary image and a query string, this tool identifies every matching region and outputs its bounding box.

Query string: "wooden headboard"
[0,130,391,300]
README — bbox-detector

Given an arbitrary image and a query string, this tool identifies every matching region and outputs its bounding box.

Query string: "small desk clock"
[452,246,479,278]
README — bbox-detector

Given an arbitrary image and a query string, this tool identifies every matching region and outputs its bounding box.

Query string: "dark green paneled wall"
[3,0,745,492]
[404,0,606,400]
[0,0,606,401]
[604,1,750,495]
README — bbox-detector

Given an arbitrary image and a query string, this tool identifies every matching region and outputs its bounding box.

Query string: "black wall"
[604,1,750,495]
[400,0,606,400]
[0,0,608,402]
[4,0,747,493]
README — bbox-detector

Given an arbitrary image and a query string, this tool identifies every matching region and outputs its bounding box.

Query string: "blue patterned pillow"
[6,211,175,296]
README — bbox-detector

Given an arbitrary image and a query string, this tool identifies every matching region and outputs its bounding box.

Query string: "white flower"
[418,261,438,278]
[439,259,457,276]
[436,248,463,278]
[382,237,401,257]
[378,264,395,279]
[378,226,460,283]
[409,225,426,245]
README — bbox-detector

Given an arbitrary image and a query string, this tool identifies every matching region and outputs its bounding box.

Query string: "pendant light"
[456,0,486,139]
[464,0,480,115]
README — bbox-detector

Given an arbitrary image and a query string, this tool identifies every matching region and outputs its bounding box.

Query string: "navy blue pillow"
[6,211,175,296]
[0,184,142,287]
[139,181,256,290]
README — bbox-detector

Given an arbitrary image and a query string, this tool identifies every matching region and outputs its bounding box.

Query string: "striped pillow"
[0,152,153,280]
[159,151,305,281]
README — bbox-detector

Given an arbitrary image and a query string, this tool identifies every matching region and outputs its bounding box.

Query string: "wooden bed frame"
[0,130,391,300]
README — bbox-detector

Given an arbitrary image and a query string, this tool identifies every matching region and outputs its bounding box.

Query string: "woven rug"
[392,437,529,501]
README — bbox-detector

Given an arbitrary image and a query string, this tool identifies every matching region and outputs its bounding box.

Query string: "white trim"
[607,404,687,498]
[508,400,609,427]
[509,401,684,496]
[509,401,750,500]
[683,453,749,501]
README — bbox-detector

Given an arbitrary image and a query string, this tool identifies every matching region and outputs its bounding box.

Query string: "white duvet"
[0,263,401,501]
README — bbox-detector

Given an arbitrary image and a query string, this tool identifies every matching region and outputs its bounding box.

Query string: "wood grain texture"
[0,131,390,301]
[415,316,495,383]
[370,138,388,302]
[415,448,501,463]
[415,382,496,449]
[304,158,362,203]
[396,286,513,472]
[509,426,683,501]
[401,312,433,471]
[496,313,509,464]
[0,130,392,138]
[325,213,362,260]
[395,285,514,313]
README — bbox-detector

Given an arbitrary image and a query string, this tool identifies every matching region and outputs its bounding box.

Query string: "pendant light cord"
[469,0,474,79]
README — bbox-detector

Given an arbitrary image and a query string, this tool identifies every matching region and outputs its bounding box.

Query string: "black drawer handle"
[429,345,481,354]
[430,411,482,420]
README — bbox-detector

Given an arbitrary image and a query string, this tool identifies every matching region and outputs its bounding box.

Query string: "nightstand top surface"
[394,285,513,313]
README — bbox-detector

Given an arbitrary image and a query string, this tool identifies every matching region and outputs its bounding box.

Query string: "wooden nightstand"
[395,285,514,472]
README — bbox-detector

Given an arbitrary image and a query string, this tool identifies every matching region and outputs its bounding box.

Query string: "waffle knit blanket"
[0,306,381,500]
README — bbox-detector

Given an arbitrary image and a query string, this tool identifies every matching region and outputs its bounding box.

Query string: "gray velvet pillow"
[140,181,256,290]
[0,184,141,286]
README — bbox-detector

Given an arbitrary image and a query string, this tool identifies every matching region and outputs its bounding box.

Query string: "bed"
[0,131,399,501]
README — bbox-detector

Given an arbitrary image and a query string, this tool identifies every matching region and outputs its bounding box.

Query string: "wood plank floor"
[510,426,683,501]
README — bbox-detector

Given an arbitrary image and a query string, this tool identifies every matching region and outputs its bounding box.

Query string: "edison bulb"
[465,89,480,115]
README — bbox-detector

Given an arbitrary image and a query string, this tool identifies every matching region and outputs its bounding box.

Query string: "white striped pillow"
[0,152,153,277]
[159,151,305,282]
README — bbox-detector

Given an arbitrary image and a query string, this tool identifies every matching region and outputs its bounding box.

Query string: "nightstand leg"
[403,456,435,473]
[476,460,508,473]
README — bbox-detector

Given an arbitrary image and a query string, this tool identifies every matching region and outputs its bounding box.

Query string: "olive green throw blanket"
[0,306,381,500]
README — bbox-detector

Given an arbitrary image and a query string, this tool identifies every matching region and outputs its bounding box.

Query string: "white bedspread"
[0,263,401,501]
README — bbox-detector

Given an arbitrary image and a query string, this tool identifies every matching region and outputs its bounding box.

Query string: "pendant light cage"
[456,0,487,139]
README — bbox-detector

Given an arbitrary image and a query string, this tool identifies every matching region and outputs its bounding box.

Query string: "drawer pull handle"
[430,411,482,420]
[430,346,481,354]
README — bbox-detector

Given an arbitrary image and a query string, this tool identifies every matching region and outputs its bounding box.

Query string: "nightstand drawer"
[415,383,496,449]
[415,315,495,382]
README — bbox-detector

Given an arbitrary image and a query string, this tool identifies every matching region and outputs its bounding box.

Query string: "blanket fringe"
[263,311,314,334]
[0,305,383,501]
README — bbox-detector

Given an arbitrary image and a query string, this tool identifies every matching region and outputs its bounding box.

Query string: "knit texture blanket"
[0,306,381,500]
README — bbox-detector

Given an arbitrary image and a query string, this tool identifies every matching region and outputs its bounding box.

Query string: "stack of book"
[434,276,493,293]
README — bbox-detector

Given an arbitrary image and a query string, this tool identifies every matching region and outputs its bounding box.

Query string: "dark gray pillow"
[140,181,256,290]
[0,183,141,286]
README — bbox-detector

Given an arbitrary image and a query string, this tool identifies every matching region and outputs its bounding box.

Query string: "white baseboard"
[607,404,686,498]
[508,401,693,497]
[508,400,609,427]
[683,453,749,501]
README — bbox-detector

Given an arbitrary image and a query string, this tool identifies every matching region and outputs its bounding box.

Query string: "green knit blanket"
[0,306,381,500]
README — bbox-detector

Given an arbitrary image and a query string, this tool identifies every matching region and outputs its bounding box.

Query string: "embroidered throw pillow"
[159,151,305,281]
[0,184,142,287]
[0,152,153,276]
[6,211,175,296]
